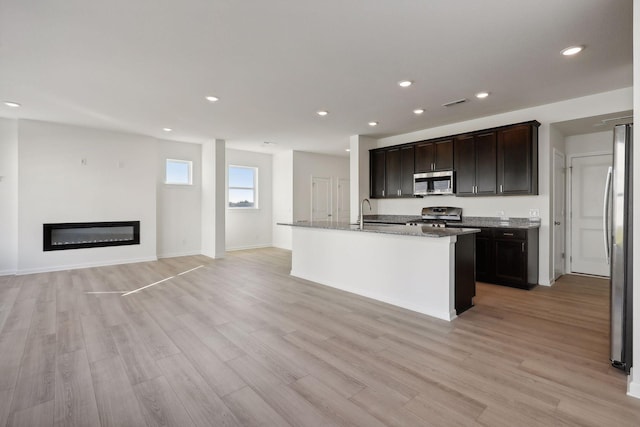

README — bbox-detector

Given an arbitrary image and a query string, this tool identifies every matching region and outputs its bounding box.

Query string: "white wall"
[292,151,350,221]
[565,131,613,157]
[226,149,273,251]
[17,120,157,273]
[201,140,226,259]
[0,118,18,275]
[157,139,202,258]
[272,151,294,250]
[350,135,377,223]
[361,87,632,286]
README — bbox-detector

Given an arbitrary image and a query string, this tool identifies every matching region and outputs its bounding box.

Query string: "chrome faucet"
[360,198,371,230]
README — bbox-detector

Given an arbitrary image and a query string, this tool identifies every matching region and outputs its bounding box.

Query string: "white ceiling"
[0,0,632,156]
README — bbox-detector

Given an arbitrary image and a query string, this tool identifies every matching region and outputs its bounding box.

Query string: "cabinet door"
[414,142,434,173]
[497,125,533,194]
[454,135,475,195]
[474,132,497,195]
[475,232,494,282]
[494,238,528,287]
[370,150,386,198]
[400,146,415,197]
[434,139,454,170]
[385,148,401,198]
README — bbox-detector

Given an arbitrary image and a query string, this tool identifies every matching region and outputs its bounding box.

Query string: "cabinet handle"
[432,163,435,171]
[503,233,514,236]
[398,189,401,196]
[382,189,385,197]
[522,242,525,252]
[500,184,503,193]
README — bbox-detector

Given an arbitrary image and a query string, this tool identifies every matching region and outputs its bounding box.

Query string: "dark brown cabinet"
[385,148,401,198]
[400,146,415,197]
[370,149,386,198]
[369,120,539,199]
[414,139,453,173]
[370,145,414,198]
[497,124,538,195]
[471,227,539,289]
[454,132,497,196]
[474,228,494,282]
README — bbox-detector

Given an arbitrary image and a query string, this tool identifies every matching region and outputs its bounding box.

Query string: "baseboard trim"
[628,369,640,399]
[157,251,202,259]
[16,256,158,275]
[226,244,272,252]
[0,269,17,277]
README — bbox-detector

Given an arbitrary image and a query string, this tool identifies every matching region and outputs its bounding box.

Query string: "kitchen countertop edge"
[278,221,481,238]
[362,215,541,229]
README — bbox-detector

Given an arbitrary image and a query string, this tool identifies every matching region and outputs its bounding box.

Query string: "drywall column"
[629,0,640,400]
[349,135,377,223]
[0,118,18,275]
[272,151,294,250]
[201,139,226,258]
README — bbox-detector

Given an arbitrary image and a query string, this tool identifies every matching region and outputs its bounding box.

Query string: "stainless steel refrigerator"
[604,123,633,373]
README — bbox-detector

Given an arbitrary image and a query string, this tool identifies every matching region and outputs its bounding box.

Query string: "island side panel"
[290,227,457,321]
[454,232,476,314]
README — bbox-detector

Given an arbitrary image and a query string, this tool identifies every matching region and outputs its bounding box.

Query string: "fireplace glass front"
[43,221,140,251]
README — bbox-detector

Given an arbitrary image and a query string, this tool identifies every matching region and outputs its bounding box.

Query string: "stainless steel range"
[407,206,462,228]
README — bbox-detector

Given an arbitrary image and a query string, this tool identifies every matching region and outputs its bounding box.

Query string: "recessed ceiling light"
[4,101,21,108]
[475,92,490,99]
[368,121,378,127]
[317,110,328,116]
[561,46,584,56]
[345,148,351,152]
[398,80,413,88]
[413,108,425,115]
[205,96,219,102]
[162,128,173,132]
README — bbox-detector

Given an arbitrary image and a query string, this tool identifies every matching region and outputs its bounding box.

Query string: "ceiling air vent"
[442,98,468,107]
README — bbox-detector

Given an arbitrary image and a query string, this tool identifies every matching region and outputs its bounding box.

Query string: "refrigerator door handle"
[603,166,613,264]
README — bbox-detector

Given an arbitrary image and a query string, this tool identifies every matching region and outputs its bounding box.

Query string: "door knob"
[554,221,561,225]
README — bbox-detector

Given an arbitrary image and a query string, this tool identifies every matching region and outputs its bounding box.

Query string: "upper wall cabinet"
[497,123,539,195]
[370,145,414,198]
[454,131,497,196]
[370,149,386,198]
[370,120,539,199]
[414,138,453,173]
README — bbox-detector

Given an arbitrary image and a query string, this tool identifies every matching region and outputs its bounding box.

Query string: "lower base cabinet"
[471,227,539,289]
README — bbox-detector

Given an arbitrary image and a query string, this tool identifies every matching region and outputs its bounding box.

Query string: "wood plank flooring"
[0,248,638,426]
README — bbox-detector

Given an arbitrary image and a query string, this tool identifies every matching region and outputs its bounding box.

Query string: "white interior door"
[553,150,566,280]
[311,176,332,221]
[570,154,612,276]
[336,178,350,222]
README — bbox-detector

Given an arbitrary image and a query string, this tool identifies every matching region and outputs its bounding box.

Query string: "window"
[228,165,257,208]
[165,159,192,185]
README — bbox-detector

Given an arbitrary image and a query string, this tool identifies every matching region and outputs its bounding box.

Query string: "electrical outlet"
[529,209,540,218]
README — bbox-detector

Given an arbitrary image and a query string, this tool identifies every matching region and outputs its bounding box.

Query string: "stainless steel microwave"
[413,171,455,195]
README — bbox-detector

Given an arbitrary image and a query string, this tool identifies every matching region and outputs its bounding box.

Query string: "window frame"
[165,159,193,186]
[228,165,259,209]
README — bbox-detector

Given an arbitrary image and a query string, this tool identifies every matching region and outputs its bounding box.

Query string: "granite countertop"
[363,214,541,229]
[278,220,480,238]
[456,216,541,229]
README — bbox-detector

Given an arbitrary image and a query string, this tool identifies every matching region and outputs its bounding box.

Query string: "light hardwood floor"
[0,248,638,426]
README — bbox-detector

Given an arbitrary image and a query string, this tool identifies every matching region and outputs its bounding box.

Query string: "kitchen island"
[278,221,480,321]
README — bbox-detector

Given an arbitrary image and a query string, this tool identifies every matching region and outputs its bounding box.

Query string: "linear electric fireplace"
[43,221,140,251]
